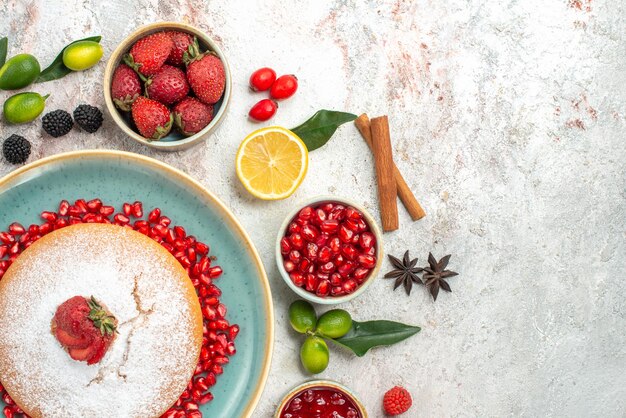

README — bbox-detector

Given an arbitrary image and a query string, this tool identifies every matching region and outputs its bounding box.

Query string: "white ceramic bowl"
[274,379,368,418]
[275,196,383,305]
[103,22,232,151]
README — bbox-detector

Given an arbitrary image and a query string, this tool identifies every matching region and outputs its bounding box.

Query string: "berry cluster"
[112,31,224,140]
[0,199,238,418]
[42,105,103,138]
[248,68,298,122]
[280,202,377,298]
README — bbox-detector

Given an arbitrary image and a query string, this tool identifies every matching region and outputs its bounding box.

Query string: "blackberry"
[3,134,31,164]
[42,109,74,137]
[73,104,103,133]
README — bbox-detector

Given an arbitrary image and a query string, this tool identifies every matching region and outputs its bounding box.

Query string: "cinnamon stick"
[370,116,399,231]
[355,114,426,221]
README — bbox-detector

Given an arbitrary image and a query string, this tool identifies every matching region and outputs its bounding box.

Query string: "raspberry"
[383,386,412,416]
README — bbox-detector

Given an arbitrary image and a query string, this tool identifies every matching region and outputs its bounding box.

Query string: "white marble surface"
[1,1,625,417]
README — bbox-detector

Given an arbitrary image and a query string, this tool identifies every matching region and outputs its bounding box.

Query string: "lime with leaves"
[62,41,103,71]
[316,309,353,339]
[0,54,40,90]
[288,300,317,334]
[3,92,48,124]
[300,336,329,374]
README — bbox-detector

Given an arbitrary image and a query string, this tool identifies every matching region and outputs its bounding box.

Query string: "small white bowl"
[103,22,232,151]
[274,379,368,418]
[275,196,383,305]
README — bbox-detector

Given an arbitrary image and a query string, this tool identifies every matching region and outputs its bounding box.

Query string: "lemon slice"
[236,126,309,200]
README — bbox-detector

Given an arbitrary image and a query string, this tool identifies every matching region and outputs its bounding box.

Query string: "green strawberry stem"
[87,296,117,336]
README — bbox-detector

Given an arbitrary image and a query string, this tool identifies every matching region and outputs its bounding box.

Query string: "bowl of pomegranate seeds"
[276,196,383,305]
[104,22,231,151]
[274,379,367,418]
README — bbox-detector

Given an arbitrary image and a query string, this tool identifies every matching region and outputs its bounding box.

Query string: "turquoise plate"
[0,150,273,418]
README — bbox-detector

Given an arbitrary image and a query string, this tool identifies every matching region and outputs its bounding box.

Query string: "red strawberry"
[184,38,226,105]
[87,336,108,365]
[131,96,173,140]
[55,327,91,349]
[165,31,194,66]
[383,386,412,416]
[125,32,174,76]
[69,345,97,362]
[111,64,142,111]
[145,65,189,105]
[173,97,214,136]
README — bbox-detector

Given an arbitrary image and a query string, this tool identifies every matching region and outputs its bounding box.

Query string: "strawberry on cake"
[0,223,203,418]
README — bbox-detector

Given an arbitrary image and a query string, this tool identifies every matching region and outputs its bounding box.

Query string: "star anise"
[423,253,458,301]
[384,251,423,295]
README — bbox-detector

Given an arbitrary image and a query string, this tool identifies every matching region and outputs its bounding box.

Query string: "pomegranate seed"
[341,244,358,260]
[305,274,318,292]
[320,219,340,233]
[288,233,304,249]
[288,250,301,264]
[8,223,25,235]
[195,242,209,255]
[329,237,341,253]
[229,324,240,340]
[159,216,171,226]
[338,225,354,243]
[354,267,370,282]
[3,407,13,418]
[328,207,346,220]
[208,266,223,278]
[320,203,334,213]
[290,272,305,286]
[312,208,327,225]
[86,198,102,212]
[331,286,344,296]
[314,232,329,247]
[357,254,376,269]
[280,237,291,254]
[345,206,361,220]
[100,205,115,216]
[298,206,313,220]
[301,224,319,241]
[345,218,360,232]
[132,201,143,217]
[343,279,358,293]
[316,279,330,296]
[299,258,313,274]
[217,303,227,317]
[330,273,342,286]
[0,232,14,244]
[288,222,300,234]
[148,207,161,223]
[0,246,6,258]
[318,246,332,263]
[338,261,355,277]
[304,243,318,261]
[199,393,214,404]
[334,253,345,267]
[114,214,130,224]
[74,199,88,213]
[319,261,336,274]
[123,202,132,215]
[41,211,57,222]
[359,232,375,249]
[58,200,70,216]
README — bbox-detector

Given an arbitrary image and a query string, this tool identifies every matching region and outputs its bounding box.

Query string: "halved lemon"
[236,126,309,200]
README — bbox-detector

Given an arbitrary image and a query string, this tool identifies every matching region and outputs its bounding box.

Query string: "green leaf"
[36,35,101,83]
[0,37,7,67]
[290,109,357,151]
[330,320,420,357]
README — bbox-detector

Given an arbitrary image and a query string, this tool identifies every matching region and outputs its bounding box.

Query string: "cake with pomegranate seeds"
[0,223,203,418]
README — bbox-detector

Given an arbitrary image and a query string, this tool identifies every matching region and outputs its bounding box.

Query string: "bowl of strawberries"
[104,22,231,151]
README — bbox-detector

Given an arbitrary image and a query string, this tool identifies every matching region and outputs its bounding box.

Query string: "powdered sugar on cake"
[0,224,202,418]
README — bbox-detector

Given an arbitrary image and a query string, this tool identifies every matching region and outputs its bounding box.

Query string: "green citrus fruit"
[0,54,41,90]
[316,309,353,339]
[288,300,317,334]
[3,92,48,124]
[62,41,103,71]
[300,336,329,374]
